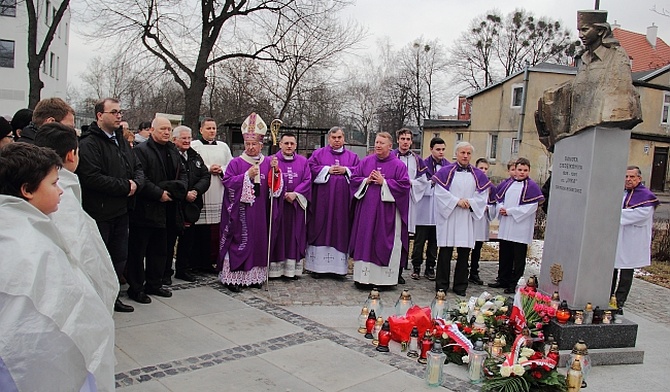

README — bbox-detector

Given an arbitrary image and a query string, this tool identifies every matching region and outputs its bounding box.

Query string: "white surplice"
[434,172,487,248]
[615,194,654,269]
[397,154,430,233]
[497,181,538,245]
[190,139,233,224]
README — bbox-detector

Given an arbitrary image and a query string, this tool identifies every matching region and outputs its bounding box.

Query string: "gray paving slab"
[114,260,670,391]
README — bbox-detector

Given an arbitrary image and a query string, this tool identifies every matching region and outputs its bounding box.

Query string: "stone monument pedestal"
[539,127,640,355]
[539,126,631,309]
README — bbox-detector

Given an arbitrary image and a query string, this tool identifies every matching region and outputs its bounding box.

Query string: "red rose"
[463,327,472,335]
[532,370,543,379]
[531,351,543,360]
[543,365,552,372]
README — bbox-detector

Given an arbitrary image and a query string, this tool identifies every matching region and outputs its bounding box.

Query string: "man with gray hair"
[164,126,211,283]
[611,166,659,314]
[306,126,360,279]
[432,141,492,296]
[127,117,187,303]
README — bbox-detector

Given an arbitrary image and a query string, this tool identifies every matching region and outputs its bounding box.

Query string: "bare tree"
[449,9,576,91]
[449,12,502,91]
[256,13,364,122]
[496,9,576,76]
[81,0,353,129]
[26,0,71,108]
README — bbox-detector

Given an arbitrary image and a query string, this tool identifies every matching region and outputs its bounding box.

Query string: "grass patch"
[641,261,670,289]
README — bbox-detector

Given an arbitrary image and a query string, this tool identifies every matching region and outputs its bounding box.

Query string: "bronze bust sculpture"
[535,10,642,151]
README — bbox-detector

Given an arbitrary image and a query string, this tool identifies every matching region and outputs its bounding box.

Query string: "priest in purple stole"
[305,126,360,278]
[612,166,659,312]
[350,132,410,287]
[218,113,282,292]
[494,157,544,294]
[269,133,312,279]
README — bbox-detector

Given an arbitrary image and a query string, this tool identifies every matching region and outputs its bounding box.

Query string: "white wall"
[0,1,70,117]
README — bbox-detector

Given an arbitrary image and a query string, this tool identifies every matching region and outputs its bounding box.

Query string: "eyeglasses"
[103,110,124,116]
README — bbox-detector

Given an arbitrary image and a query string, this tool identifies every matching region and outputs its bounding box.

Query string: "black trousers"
[174,224,196,274]
[611,268,634,308]
[411,225,437,271]
[470,241,483,276]
[436,246,471,292]
[191,224,220,270]
[127,226,167,294]
[498,240,527,289]
[96,213,129,285]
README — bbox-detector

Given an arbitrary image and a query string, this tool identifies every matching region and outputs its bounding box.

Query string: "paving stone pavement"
[114,256,670,391]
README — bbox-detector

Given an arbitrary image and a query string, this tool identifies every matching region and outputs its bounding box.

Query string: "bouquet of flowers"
[510,286,556,341]
[482,335,566,392]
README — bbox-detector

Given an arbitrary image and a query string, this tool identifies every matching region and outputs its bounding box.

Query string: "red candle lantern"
[376,321,392,352]
[418,330,433,364]
[556,300,571,324]
[364,309,377,339]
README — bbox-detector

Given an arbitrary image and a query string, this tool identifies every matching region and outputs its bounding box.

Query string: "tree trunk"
[27,49,44,109]
[183,76,207,130]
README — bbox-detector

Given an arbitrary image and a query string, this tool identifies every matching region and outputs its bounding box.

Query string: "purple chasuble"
[432,163,492,193]
[218,156,279,280]
[307,146,360,253]
[624,184,659,209]
[495,178,544,205]
[349,154,411,268]
[392,149,428,179]
[271,152,312,262]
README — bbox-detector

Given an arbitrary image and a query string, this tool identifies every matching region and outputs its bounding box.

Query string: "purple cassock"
[349,153,411,285]
[495,178,544,205]
[306,146,360,254]
[218,155,280,286]
[270,152,312,270]
[624,183,660,208]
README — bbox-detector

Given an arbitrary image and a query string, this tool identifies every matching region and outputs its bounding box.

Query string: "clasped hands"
[247,157,278,178]
[329,165,347,175]
[457,198,470,209]
[366,170,384,185]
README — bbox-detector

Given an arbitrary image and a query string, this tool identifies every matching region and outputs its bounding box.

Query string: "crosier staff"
[265,119,283,291]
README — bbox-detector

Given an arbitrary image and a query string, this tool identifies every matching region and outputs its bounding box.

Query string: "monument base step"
[545,318,638,350]
[558,347,644,366]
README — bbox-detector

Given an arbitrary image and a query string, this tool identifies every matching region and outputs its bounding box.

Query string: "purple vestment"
[307,146,360,253]
[623,184,659,209]
[349,154,411,269]
[424,156,450,179]
[218,155,279,285]
[392,149,428,179]
[271,152,312,262]
[495,178,544,205]
[432,163,492,193]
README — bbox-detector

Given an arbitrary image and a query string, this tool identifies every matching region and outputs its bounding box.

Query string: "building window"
[56,56,60,80]
[0,40,15,68]
[45,0,51,25]
[511,138,520,154]
[511,84,524,108]
[0,0,17,17]
[662,93,670,124]
[456,133,463,141]
[49,52,55,77]
[65,22,68,44]
[460,101,467,115]
[488,134,498,160]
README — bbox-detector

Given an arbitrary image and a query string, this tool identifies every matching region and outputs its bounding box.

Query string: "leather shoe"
[453,289,466,296]
[250,283,263,289]
[146,287,172,298]
[424,267,436,281]
[128,291,152,304]
[398,275,406,284]
[411,270,420,280]
[161,277,172,286]
[114,298,134,312]
[488,282,506,288]
[469,275,484,285]
[504,287,516,294]
[175,271,197,282]
[227,284,242,293]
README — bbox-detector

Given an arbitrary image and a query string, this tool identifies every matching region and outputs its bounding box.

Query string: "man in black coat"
[166,126,211,283]
[127,117,187,304]
[77,98,145,313]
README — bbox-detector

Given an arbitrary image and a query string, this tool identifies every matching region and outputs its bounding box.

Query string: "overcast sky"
[66,0,669,112]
